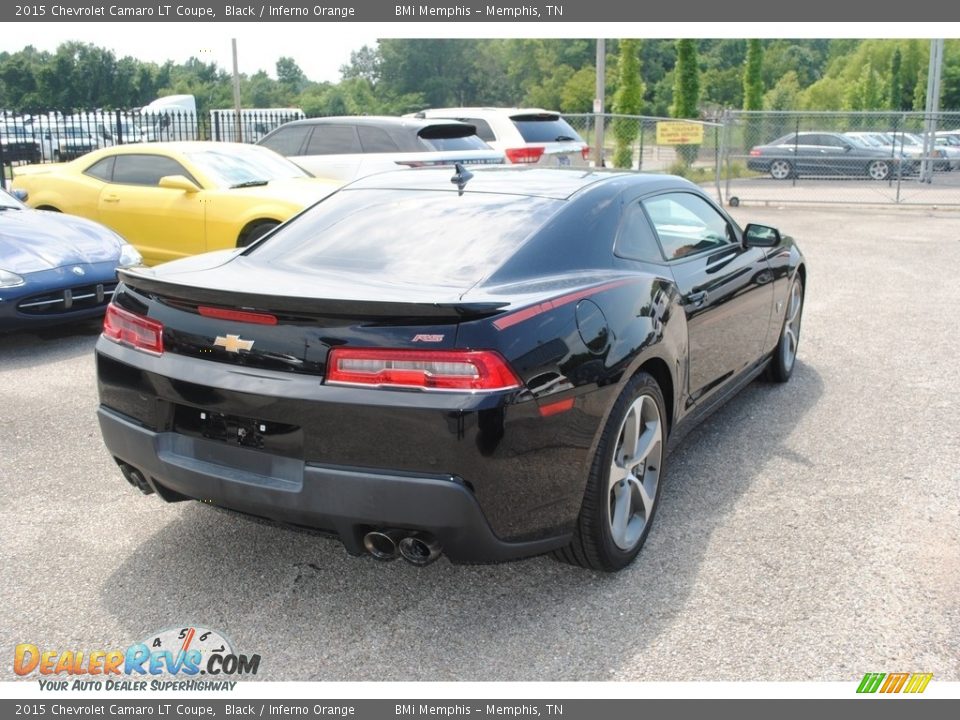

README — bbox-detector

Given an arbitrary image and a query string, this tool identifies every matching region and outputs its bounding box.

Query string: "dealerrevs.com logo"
[856,672,933,694]
[14,627,260,691]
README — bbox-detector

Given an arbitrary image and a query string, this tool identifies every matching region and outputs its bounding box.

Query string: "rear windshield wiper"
[230,180,269,188]
[554,135,577,142]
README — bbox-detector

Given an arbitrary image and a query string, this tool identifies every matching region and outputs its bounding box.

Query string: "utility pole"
[594,39,605,168]
[231,38,243,143]
[920,38,943,183]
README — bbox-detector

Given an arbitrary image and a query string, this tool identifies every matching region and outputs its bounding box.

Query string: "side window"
[260,125,311,156]
[615,202,662,263]
[84,157,115,182]
[357,126,401,153]
[112,155,195,186]
[642,193,734,261]
[304,125,362,155]
[461,118,496,142]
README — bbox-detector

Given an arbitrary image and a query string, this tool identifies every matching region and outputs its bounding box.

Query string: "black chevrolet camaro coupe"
[95,167,805,572]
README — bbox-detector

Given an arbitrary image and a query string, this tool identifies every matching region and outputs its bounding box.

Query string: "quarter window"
[642,193,734,260]
[357,126,401,153]
[615,203,662,263]
[84,157,115,182]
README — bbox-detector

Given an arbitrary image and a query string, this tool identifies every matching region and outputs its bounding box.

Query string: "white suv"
[409,108,589,167]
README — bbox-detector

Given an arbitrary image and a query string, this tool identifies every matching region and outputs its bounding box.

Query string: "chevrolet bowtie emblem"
[214,334,255,353]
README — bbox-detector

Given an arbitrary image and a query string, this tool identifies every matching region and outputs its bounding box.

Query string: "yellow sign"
[656,122,704,145]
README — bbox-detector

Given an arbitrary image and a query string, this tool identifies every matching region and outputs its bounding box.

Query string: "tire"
[867,160,890,181]
[237,220,278,248]
[554,372,666,572]
[767,275,804,383]
[769,159,792,180]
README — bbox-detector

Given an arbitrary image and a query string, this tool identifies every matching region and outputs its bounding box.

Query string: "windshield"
[0,125,33,138]
[845,135,873,148]
[185,146,311,187]
[510,114,584,144]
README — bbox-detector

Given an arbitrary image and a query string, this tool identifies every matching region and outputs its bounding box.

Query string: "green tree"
[276,57,306,96]
[672,39,700,166]
[888,48,903,111]
[743,39,764,110]
[612,39,643,168]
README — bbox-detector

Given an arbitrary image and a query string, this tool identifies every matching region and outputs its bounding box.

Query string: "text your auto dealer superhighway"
[44,4,216,16]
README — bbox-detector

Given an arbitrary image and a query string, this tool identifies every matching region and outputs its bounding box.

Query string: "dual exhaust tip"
[363,529,442,567]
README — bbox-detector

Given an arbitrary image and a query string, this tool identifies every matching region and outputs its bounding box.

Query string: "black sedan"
[748,131,903,180]
[95,167,805,572]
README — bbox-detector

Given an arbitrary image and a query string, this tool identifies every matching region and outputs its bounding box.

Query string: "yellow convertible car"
[11,142,340,265]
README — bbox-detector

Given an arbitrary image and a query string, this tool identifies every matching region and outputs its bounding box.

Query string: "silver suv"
[257,116,504,182]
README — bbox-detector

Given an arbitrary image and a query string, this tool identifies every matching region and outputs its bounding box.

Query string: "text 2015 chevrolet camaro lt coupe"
[95,167,805,572]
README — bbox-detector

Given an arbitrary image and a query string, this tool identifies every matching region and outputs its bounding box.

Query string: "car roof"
[75,142,275,159]
[418,107,558,117]
[344,166,695,201]
[278,116,475,131]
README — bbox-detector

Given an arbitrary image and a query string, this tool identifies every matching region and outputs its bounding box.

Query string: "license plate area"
[173,405,303,458]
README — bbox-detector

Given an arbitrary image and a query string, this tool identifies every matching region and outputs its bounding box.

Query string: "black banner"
[2,0,956,22]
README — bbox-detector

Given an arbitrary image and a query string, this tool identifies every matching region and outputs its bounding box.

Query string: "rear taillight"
[103,304,164,355]
[581,145,590,161]
[326,348,521,392]
[504,146,545,164]
[749,149,762,157]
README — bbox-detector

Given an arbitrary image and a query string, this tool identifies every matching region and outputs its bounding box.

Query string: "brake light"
[326,348,521,392]
[198,305,277,325]
[749,149,762,157]
[581,145,590,161]
[504,146,545,164]
[103,304,163,355]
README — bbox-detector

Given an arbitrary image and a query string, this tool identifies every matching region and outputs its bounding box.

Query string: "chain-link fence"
[566,113,723,179]
[4,107,960,207]
[721,110,960,206]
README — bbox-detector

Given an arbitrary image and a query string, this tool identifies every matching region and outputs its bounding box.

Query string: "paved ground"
[1,206,958,682]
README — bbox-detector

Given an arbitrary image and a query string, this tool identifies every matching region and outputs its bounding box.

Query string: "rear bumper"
[98,405,569,563]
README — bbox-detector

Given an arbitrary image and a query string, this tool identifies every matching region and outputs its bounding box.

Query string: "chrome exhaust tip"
[363,529,403,561]
[398,532,442,567]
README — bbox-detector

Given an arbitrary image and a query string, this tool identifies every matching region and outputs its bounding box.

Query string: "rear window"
[510,114,584,144]
[250,189,560,289]
[416,124,490,152]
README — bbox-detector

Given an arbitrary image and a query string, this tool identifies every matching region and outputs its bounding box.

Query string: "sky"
[6,23,380,83]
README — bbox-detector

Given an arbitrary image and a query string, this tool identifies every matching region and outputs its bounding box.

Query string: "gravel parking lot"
[1,206,958,682]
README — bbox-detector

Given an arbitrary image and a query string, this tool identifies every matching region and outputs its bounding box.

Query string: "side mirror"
[743,223,781,248]
[11,189,28,202]
[158,175,200,193]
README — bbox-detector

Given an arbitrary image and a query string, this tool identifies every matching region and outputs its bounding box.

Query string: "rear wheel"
[867,160,891,181]
[769,159,792,180]
[554,373,666,572]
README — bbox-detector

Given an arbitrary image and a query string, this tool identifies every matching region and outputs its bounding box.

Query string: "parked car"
[0,188,142,332]
[41,124,101,161]
[882,132,951,171]
[11,142,340,266]
[257,116,504,182]
[0,122,42,163]
[410,107,589,166]
[748,131,905,180]
[95,167,805,572]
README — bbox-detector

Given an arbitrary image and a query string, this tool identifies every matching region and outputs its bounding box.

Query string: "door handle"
[102,195,120,203]
[688,291,708,307]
